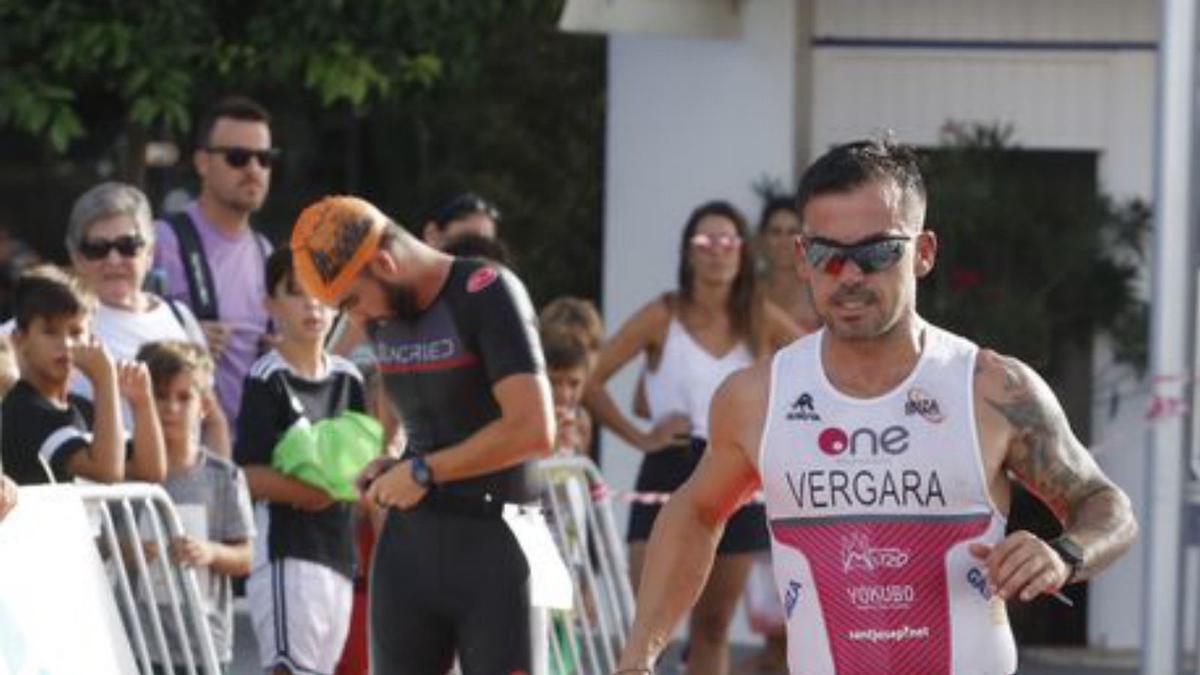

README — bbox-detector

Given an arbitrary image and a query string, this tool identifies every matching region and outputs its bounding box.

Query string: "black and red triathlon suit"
[367,258,544,675]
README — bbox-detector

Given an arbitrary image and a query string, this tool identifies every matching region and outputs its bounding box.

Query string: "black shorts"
[369,497,532,675]
[627,437,768,554]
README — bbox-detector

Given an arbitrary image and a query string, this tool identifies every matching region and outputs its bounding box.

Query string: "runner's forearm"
[617,488,724,670]
[1063,485,1137,582]
[425,411,552,483]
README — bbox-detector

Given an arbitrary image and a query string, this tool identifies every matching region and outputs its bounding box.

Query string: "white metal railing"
[76,482,222,675]
[536,456,637,675]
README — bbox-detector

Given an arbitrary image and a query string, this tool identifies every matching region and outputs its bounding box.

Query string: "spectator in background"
[420,192,501,249]
[65,182,230,456]
[237,248,370,675]
[541,325,594,460]
[1,266,165,485]
[540,296,604,462]
[136,340,254,675]
[153,96,276,433]
[756,196,821,333]
[584,201,798,675]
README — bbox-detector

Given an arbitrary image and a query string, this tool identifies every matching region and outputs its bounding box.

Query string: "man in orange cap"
[291,195,555,675]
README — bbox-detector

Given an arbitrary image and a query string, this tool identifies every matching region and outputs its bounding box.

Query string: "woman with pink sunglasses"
[586,200,798,675]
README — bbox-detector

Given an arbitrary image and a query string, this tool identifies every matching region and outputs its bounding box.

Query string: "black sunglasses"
[78,234,146,261]
[206,146,281,169]
[800,234,912,275]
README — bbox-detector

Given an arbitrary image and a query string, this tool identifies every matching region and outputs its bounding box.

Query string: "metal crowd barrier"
[76,482,221,675]
[536,456,638,675]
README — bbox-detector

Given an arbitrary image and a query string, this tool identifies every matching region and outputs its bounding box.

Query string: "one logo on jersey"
[784,580,803,619]
[817,425,909,457]
[786,393,821,422]
[840,533,911,573]
[904,387,944,423]
[467,266,499,293]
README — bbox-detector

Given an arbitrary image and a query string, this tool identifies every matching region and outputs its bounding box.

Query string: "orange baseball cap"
[290,195,387,305]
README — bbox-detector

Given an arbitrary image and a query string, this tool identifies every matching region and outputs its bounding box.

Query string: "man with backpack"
[152,96,276,429]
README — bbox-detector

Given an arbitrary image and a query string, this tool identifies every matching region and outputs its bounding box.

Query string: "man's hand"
[0,475,17,521]
[200,321,232,358]
[356,456,401,496]
[969,532,1071,602]
[367,460,427,510]
[116,361,154,408]
[170,536,215,568]
[71,335,115,382]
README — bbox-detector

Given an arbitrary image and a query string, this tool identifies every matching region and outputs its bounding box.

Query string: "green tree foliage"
[0,0,605,305]
[919,122,1149,377]
[0,0,491,150]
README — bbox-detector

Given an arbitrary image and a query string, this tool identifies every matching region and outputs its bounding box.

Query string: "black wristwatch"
[410,455,435,488]
[1049,535,1085,584]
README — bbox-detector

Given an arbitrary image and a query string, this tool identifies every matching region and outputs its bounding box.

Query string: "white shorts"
[246,557,353,675]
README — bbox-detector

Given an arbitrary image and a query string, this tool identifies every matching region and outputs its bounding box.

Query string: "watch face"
[411,458,431,486]
[1053,536,1084,565]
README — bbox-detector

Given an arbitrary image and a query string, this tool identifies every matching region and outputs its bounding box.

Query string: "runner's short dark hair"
[796,137,925,215]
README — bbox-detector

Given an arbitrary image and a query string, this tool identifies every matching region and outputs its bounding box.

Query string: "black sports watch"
[1049,535,1085,584]
[410,455,435,488]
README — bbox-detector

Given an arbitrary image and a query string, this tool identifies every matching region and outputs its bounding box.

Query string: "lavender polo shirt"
[152,202,272,430]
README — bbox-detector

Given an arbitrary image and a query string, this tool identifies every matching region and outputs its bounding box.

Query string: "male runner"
[612,140,1137,675]
[290,195,555,675]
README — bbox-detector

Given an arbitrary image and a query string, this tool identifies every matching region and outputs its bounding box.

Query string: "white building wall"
[602,0,799,644]
[604,0,1159,651]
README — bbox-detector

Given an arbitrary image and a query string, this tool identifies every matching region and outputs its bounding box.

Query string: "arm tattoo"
[985,361,1105,520]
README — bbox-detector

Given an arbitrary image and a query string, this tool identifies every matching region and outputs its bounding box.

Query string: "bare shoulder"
[973,348,1041,402]
[709,359,774,468]
[622,294,672,339]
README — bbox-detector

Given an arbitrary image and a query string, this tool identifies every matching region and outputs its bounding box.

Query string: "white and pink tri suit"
[759,326,1017,675]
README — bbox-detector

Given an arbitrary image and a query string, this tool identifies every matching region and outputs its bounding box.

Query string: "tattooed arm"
[970,349,1137,600]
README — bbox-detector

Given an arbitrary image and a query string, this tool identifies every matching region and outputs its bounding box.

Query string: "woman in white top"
[586,200,797,675]
[65,182,229,455]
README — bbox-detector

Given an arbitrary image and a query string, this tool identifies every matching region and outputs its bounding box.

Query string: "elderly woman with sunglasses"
[63,182,231,455]
[585,200,798,675]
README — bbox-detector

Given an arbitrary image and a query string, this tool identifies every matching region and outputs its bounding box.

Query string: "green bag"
[271,411,383,501]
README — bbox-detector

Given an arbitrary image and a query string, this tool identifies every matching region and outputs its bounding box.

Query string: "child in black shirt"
[2,266,165,485]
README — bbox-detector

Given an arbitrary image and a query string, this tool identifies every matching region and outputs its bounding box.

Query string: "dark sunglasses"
[78,234,146,261]
[206,146,281,169]
[800,234,912,275]
[690,233,743,252]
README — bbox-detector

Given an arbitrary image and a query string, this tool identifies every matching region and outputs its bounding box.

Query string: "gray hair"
[65,182,154,254]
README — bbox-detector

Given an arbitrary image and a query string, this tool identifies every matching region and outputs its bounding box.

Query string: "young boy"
[1,266,165,485]
[541,325,595,459]
[136,339,254,674]
[236,248,369,675]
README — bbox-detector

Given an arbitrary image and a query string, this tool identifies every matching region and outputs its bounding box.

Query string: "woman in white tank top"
[586,200,798,675]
